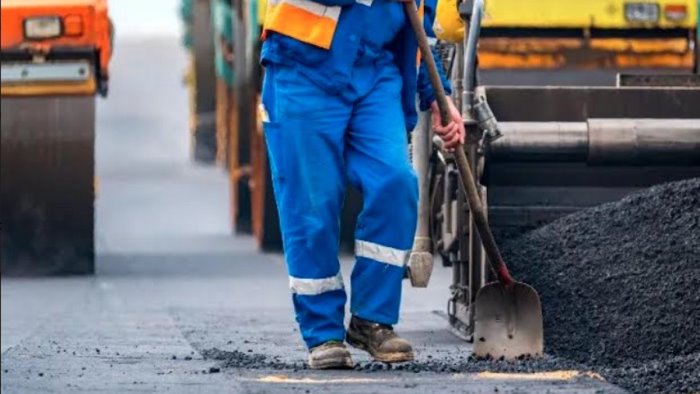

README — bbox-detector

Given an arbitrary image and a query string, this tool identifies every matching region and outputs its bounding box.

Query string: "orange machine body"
[1,0,112,96]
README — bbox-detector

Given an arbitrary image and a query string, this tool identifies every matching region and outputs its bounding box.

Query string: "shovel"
[404,0,544,360]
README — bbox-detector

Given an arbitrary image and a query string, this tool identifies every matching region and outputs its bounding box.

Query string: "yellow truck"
[1,0,113,275]
[435,0,698,70]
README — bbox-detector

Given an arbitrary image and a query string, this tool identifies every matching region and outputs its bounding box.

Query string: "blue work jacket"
[261,0,452,131]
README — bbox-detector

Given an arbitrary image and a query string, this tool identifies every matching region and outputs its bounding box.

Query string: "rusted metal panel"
[1,96,95,275]
[480,37,691,54]
[250,96,268,245]
[478,50,695,70]
[477,36,695,70]
[227,77,254,236]
[483,86,700,121]
[231,0,255,234]
[215,77,231,167]
[0,78,97,96]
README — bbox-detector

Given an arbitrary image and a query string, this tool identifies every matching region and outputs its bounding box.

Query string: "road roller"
[1,0,112,275]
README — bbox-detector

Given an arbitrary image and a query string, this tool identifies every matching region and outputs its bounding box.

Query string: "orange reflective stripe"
[263,0,340,49]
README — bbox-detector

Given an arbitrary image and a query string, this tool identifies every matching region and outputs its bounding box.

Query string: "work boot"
[346,316,414,363]
[308,341,354,369]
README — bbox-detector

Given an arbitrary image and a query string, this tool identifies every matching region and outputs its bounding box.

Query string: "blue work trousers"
[262,61,419,349]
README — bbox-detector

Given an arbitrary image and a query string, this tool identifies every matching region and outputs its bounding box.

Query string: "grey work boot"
[346,316,414,363]
[308,341,354,369]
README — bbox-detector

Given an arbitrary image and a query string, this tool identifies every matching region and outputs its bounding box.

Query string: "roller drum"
[1,96,95,275]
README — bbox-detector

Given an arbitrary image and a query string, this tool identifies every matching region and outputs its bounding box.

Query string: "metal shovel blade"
[473,282,544,360]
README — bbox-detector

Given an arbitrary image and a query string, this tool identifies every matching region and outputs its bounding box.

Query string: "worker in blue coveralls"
[260,0,465,369]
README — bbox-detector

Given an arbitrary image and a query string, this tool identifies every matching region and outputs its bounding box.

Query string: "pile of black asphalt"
[501,178,700,393]
[204,178,699,394]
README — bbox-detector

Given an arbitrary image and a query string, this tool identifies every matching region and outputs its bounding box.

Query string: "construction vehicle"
[407,0,544,358]
[1,0,113,275]
[180,0,254,233]
[181,0,218,163]
[426,0,700,340]
[435,0,699,72]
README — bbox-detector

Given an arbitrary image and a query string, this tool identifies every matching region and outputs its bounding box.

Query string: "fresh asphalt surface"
[1,37,625,393]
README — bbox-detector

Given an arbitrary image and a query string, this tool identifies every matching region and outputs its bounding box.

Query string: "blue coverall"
[261,0,451,349]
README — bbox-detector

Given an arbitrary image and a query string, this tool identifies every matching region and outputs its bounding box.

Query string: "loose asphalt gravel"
[201,179,699,393]
[502,178,700,393]
[202,348,587,373]
[202,348,585,374]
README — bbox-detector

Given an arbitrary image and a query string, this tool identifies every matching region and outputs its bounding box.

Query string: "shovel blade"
[473,282,544,360]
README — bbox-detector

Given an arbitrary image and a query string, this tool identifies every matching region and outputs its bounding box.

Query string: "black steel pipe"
[488,119,700,165]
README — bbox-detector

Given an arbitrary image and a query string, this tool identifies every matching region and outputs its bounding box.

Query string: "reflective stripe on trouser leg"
[290,272,347,349]
[346,63,419,325]
[352,242,411,324]
[261,63,352,349]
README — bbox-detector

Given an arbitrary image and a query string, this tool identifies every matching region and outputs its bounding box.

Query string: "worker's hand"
[430,97,465,151]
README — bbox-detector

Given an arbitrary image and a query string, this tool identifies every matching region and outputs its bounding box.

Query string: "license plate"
[624,2,660,22]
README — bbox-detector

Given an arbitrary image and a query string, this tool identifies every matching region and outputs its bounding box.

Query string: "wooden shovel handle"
[404,1,514,287]
[403,1,451,127]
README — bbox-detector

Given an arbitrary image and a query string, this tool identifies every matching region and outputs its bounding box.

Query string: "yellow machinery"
[180,0,699,259]
[435,0,698,69]
[1,0,113,275]
[430,0,700,339]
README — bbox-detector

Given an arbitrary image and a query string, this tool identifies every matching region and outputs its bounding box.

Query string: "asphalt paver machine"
[408,0,700,342]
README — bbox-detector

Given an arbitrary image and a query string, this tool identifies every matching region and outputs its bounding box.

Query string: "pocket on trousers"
[263,120,285,183]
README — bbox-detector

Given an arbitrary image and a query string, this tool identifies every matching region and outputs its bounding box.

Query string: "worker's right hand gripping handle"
[404,0,515,288]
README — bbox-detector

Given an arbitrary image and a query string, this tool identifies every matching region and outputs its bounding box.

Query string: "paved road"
[1,37,625,393]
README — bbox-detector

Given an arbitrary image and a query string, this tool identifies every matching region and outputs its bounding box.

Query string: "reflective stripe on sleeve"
[355,240,409,268]
[289,272,344,296]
